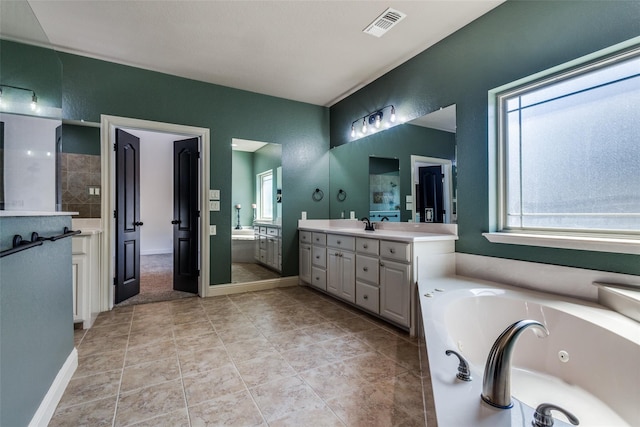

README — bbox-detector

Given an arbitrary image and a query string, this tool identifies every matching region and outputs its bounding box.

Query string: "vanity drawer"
[299,231,311,243]
[312,246,326,268]
[356,281,379,314]
[312,232,327,246]
[267,227,279,236]
[311,267,327,291]
[380,240,411,263]
[356,254,379,284]
[259,226,267,235]
[327,234,355,251]
[356,237,379,255]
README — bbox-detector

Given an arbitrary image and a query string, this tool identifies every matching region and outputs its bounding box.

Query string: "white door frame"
[410,155,454,224]
[99,115,210,310]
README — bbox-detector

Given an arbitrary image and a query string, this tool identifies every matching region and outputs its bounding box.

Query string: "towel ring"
[336,189,347,202]
[312,188,324,201]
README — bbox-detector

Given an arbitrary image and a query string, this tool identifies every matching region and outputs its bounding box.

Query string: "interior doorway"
[114,128,199,306]
[99,115,210,311]
[410,155,454,224]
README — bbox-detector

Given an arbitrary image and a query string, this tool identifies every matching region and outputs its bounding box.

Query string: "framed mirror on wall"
[329,104,457,223]
[231,138,282,284]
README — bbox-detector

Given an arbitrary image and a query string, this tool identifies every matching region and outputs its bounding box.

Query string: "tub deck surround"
[418,276,639,427]
[298,219,457,335]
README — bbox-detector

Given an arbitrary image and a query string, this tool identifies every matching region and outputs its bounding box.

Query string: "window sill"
[482,232,640,255]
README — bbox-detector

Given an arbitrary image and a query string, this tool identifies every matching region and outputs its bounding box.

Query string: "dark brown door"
[173,137,199,293]
[115,129,142,303]
[418,166,444,223]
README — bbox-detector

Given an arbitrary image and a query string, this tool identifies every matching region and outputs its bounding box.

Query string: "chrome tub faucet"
[481,319,549,409]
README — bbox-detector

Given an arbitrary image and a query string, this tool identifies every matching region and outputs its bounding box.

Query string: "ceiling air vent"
[363,7,407,38]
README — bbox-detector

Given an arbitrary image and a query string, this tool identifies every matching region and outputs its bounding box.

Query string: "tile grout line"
[205,300,271,426]
[111,307,134,427]
[173,308,193,427]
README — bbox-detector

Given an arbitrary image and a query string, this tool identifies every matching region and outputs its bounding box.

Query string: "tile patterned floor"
[50,286,429,426]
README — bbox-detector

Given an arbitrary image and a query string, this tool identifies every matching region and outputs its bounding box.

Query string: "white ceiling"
[8,1,504,107]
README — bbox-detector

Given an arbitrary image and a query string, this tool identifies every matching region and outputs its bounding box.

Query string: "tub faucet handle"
[445,349,472,381]
[532,403,580,427]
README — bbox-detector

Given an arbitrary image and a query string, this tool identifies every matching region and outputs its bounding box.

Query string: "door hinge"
[197,269,200,277]
[113,277,117,286]
[113,143,117,151]
[197,210,201,217]
[197,152,200,159]
[113,210,117,219]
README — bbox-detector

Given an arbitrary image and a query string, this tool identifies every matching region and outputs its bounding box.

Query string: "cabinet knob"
[337,240,341,244]
[315,277,320,281]
[363,244,368,249]
[380,262,385,267]
[335,252,340,256]
[363,295,369,300]
[363,266,368,272]
[389,248,395,254]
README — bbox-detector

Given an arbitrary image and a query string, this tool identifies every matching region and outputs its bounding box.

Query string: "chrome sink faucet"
[361,217,375,231]
[481,319,549,409]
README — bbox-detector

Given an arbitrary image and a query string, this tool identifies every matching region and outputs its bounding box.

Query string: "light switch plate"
[209,201,220,211]
[209,225,217,235]
[209,189,220,200]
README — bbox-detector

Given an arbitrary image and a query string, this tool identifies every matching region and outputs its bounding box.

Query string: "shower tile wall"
[60,153,101,218]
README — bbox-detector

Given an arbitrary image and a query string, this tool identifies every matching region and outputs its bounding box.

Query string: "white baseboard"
[455,253,640,302]
[206,276,298,297]
[29,348,78,427]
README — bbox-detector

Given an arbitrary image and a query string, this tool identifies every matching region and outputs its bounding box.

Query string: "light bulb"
[390,106,396,123]
[362,118,367,134]
[375,114,381,128]
[351,124,356,138]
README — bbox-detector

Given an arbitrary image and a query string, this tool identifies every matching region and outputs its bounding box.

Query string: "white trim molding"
[206,276,298,297]
[100,115,211,310]
[29,348,78,427]
[483,232,640,255]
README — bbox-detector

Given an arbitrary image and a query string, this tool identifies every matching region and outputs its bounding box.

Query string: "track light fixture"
[0,84,38,110]
[350,104,397,139]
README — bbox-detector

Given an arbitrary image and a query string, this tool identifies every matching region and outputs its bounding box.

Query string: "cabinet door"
[380,259,411,326]
[299,243,312,284]
[340,251,356,303]
[327,250,341,296]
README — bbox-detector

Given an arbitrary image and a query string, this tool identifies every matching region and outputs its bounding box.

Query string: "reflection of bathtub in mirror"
[231,227,256,263]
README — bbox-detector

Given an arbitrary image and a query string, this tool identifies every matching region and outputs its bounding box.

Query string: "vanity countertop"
[298,219,458,243]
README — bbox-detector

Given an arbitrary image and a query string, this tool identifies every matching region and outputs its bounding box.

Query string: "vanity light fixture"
[0,84,38,110]
[350,104,397,139]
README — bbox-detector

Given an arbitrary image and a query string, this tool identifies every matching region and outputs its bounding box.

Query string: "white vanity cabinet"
[299,231,312,284]
[299,220,457,335]
[355,237,380,314]
[326,234,356,302]
[71,230,102,329]
[255,224,281,272]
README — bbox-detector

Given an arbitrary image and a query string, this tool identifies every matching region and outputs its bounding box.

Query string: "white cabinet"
[327,248,355,302]
[299,241,312,284]
[298,224,456,335]
[71,231,102,329]
[379,258,411,326]
[255,224,281,272]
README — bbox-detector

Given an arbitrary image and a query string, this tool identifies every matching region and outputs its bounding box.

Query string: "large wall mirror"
[1,2,63,212]
[231,138,282,284]
[329,105,457,223]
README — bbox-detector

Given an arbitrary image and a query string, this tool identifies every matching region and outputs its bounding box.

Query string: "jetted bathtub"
[418,276,639,427]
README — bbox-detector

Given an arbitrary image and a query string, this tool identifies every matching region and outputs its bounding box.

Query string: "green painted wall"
[329,123,456,222]
[0,215,74,427]
[331,0,640,276]
[231,151,255,228]
[59,52,330,283]
[61,124,100,155]
[0,40,62,110]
